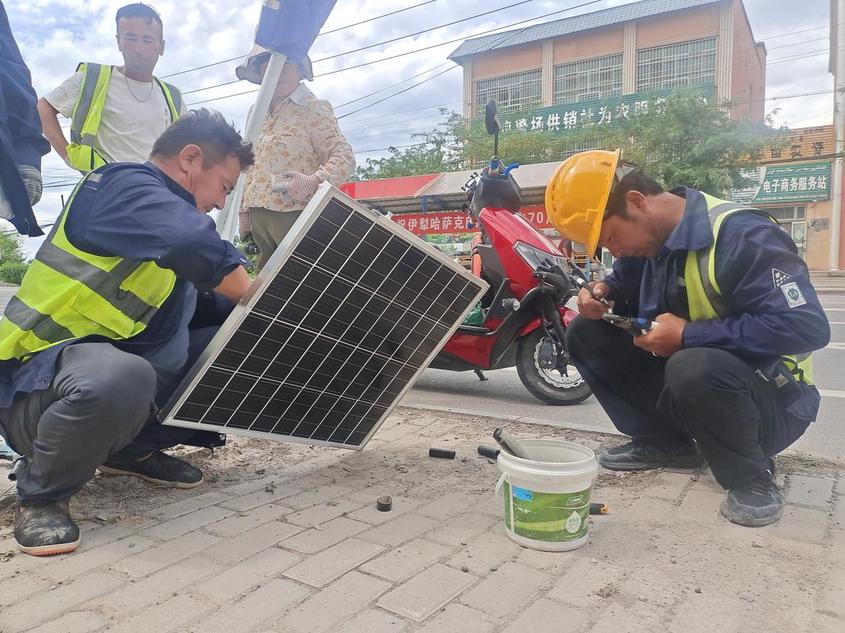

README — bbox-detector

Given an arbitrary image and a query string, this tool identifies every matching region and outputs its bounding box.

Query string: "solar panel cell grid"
[163,187,486,449]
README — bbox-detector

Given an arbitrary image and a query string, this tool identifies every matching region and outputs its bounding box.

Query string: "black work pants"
[0,326,219,503]
[566,317,812,489]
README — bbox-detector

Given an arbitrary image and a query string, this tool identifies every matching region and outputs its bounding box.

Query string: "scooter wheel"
[515,329,592,405]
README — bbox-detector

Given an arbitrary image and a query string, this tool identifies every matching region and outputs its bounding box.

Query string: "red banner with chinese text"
[391,205,553,235]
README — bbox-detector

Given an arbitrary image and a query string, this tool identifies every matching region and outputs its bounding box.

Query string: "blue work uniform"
[0,161,245,422]
[0,161,246,501]
[0,3,49,236]
[566,187,830,489]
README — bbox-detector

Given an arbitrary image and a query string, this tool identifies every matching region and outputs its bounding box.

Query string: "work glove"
[17,165,43,206]
[0,183,11,220]
[273,170,321,203]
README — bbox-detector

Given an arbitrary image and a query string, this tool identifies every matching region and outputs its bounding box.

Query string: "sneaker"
[599,439,703,471]
[720,471,782,527]
[14,500,80,556]
[99,450,203,489]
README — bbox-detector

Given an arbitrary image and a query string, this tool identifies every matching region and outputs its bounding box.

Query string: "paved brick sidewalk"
[0,408,842,633]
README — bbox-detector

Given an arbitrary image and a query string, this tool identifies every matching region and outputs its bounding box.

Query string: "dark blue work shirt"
[0,161,246,408]
[602,187,830,419]
[0,4,50,236]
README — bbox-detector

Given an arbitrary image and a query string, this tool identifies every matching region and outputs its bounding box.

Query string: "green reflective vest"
[0,173,177,362]
[684,192,814,385]
[67,63,183,172]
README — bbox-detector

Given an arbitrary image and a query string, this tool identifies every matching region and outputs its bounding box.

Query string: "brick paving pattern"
[0,408,842,633]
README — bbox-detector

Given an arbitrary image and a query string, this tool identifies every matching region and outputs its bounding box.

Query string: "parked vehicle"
[427,101,592,405]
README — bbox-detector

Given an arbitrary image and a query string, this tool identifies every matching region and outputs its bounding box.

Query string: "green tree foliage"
[599,89,774,195]
[0,232,25,264]
[354,89,775,197]
[353,111,461,180]
[0,231,28,285]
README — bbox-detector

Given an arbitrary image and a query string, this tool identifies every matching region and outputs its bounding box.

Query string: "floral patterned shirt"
[242,84,355,218]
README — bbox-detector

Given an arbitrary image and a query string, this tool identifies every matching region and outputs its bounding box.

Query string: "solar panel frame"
[160,183,488,449]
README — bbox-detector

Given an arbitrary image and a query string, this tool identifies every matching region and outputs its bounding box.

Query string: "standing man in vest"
[236,45,355,270]
[0,109,254,556]
[37,3,184,172]
[548,150,830,528]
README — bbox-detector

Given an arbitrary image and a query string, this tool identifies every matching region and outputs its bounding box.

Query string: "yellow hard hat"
[545,149,621,256]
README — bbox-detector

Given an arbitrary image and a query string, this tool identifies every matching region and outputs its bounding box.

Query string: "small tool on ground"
[493,428,530,459]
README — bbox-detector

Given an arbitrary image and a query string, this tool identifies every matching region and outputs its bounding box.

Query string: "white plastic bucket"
[496,438,599,552]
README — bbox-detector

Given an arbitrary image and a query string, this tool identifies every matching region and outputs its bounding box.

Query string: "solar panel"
[161,184,488,449]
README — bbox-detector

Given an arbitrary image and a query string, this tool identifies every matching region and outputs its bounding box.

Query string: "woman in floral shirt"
[237,45,355,269]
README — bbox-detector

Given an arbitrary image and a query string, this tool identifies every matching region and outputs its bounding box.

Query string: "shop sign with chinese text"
[391,205,552,235]
[496,85,715,134]
[747,162,832,203]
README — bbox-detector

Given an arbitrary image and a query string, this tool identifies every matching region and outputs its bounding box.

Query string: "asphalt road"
[406,293,845,465]
[1,284,844,464]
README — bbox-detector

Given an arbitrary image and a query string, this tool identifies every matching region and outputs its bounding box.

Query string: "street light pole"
[216,53,287,242]
[830,0,845,270]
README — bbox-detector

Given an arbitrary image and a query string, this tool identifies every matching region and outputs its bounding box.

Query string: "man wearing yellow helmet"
[546,150,830,527]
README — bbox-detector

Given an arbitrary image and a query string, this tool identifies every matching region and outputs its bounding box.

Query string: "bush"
[0,261,28,285]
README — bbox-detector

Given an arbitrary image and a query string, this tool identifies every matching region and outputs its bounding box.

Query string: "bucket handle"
[495,473,506,497]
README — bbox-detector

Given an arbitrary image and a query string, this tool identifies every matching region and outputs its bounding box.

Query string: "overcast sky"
[1,0,833,254]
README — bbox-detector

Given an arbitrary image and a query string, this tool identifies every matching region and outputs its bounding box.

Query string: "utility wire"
[335,62,454,109]
[765,36,827,52]
[336,0,574,122]
[188,0,608,106]
[315,0,537,63]
[179,0,537,97]
[341,100,462,125]
[757,24,828,40]
[319,0,608,78]
[767,50,828,64]
[320,0,440,36]
[160,0,445,79]
[336,66,459,119]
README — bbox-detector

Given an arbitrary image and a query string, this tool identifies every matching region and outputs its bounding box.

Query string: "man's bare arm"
[214,266,252,303]
[37,98,70,164]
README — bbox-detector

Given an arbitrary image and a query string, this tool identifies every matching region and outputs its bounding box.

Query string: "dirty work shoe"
[720,471,783,527]
[14,500,80,556]
[599,439,703,471]
[99,450,203,489]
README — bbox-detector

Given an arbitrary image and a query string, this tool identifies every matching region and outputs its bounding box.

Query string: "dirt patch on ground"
[0,406,837,531]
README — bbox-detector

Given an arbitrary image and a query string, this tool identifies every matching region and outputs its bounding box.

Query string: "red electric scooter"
[428,101,592,405]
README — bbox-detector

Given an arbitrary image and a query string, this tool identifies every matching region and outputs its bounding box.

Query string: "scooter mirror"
[484,100,501,136]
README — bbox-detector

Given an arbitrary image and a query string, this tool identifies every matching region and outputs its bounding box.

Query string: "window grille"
[554,54,623,104]
[763,206,806,222]
[636,37,717,92]
[475,69,543,115]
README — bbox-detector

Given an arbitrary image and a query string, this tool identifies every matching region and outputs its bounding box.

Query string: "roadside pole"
[216,54,286,242]
[830,0,845,269]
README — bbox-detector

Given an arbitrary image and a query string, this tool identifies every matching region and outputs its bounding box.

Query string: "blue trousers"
[566,317,812,489]
[0,326,221,502]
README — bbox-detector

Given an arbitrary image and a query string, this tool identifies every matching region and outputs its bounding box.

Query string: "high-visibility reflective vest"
[684,193,814,385]
[0,173,177,361]
[67,63,183,172]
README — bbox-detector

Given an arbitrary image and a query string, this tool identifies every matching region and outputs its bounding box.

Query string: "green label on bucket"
[503,481,591,542]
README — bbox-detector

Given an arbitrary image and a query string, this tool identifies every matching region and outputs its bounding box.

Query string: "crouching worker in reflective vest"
[0,108,254,556]
[548,150,830,528]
